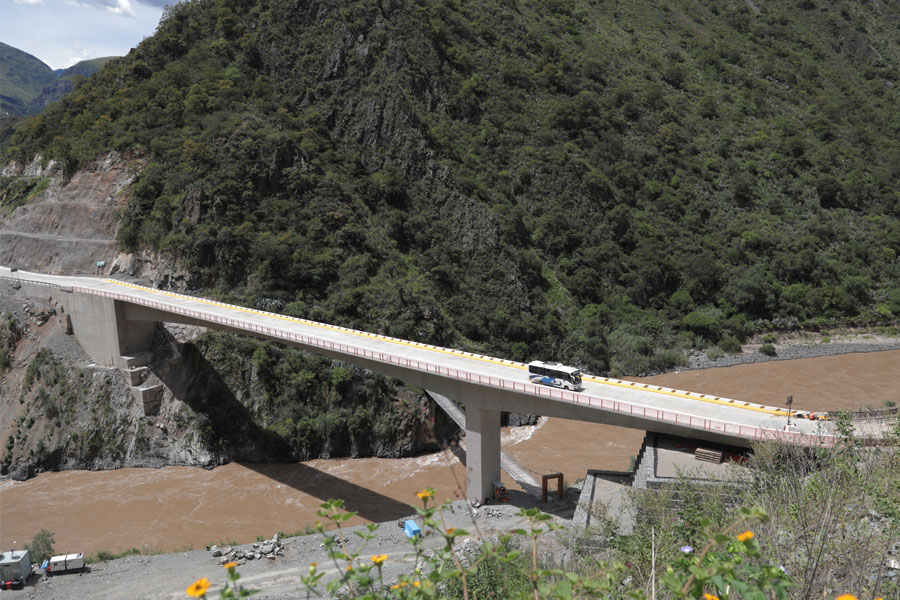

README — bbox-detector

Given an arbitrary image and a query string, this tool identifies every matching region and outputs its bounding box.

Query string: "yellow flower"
[446,527,456,535]
[702,594,719,600]
[345,565,353,571]
[371,554,388,565]
[737,530,755,542]
[416,489,434,500]
[310,562,318,568]
[391,582,409,590]
[186,577,211,598]
[835,596,857,600]
[223,561,238,570]
[413,580,421,588]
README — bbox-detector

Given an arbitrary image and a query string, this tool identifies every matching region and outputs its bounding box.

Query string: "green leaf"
[553,579,573,599]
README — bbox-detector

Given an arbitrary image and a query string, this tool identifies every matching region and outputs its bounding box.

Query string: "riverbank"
[2,348,898,598]
[2,498,577,600]
[684,327,900,371]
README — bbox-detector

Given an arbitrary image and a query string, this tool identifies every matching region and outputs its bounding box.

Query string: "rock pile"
[208,534,285,565]
[22,302,55,327]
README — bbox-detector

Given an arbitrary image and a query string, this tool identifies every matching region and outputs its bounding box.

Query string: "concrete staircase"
[120,353,163,416]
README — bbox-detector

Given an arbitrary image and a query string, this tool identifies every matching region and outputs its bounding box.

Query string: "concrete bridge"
[1,267,845,504]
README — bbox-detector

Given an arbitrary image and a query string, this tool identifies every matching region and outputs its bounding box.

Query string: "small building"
[0,549,32,587]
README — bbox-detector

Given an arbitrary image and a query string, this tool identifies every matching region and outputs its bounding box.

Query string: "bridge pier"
[464,401,501,505]
[69,291,156,367]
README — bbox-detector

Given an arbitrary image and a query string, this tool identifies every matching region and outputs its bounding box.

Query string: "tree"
[26,529,55,564]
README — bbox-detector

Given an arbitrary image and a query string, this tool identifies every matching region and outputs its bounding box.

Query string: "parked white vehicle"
[46,553,85,575]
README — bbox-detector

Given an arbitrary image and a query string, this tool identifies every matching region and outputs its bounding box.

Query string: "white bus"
[527,361,582,391]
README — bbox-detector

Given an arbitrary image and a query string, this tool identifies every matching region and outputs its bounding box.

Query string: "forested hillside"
[0,42,57,116]
[4,0,900,376]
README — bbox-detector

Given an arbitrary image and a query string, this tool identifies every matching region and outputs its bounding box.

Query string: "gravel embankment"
[685,336,900,371]
[6,499,576,600]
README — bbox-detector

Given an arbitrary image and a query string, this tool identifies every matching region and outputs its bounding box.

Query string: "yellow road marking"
[105,279,791,418]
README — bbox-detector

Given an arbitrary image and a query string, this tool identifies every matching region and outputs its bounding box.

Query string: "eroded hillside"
[0,279,457,479]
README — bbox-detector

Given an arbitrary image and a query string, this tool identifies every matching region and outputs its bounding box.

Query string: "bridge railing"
[72,284,839,447]
[0,274,63,291]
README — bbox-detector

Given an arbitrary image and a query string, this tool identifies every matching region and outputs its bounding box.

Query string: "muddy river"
[1,351,897,555]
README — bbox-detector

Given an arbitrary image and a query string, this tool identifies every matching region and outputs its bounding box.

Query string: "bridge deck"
[1,267,840,447]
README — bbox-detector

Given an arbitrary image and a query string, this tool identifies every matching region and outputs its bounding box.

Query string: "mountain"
[30,57,117,113]
[0,42,56,116]
[3,0,900,377]
[0,43,115,116]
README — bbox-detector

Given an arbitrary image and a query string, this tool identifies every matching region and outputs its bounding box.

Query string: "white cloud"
[64,0,136,18]
[1,0,164,69]
[11,0,43,5]
[106,0,136,17]
[66,41,99,66]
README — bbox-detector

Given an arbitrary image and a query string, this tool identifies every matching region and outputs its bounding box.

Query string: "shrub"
[26,529,55,564]
[719,335,743,353]
[761,333,777,344]
[759,343,777,356]
[706,346,725,360]
[208,493,793,600]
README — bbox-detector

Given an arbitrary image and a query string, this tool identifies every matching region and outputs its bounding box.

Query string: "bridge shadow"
[151,341,415,522]
[238,461,415,522]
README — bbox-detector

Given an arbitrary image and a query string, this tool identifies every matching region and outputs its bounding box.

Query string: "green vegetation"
[86,548,145,564]
[2,347,130,476]
[0,42,56,116]
[758,343,777,357]
[0,312,23,370]
[0,42,114,117]
[25,529,55,565]
[4,0,900,378]
[0,176,51,214]
[186,496,791,599]
[183,333,451,460]
[181,419,895,599]
[588,417,900,599]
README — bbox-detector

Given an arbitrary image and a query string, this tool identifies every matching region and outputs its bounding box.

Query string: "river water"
[1,351,897,555]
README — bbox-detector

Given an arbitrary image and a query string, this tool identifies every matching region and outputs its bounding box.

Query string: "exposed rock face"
[0,279,457,480]
[108,250,193,291]
[0,152,145,275]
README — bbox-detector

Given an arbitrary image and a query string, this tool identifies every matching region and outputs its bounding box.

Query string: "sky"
[1,0,166,70]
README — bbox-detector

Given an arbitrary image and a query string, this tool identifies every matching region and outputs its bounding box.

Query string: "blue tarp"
[40,560,48,570]
[403,520,421,539]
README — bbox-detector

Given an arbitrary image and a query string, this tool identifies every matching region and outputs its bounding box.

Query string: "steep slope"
[3,0,900,378]
[0,42,56,116]
[0,279,458,479]
[0,152,142,274]
[30,57,117,113]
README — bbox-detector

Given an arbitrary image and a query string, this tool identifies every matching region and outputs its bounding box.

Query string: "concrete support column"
[68,291,156,367]
[465,401,501,505]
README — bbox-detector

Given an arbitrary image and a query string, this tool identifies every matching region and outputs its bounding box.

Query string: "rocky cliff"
[0,277,458,480]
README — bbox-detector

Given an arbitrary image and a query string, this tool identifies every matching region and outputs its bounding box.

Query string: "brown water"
[2,351,897,555]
